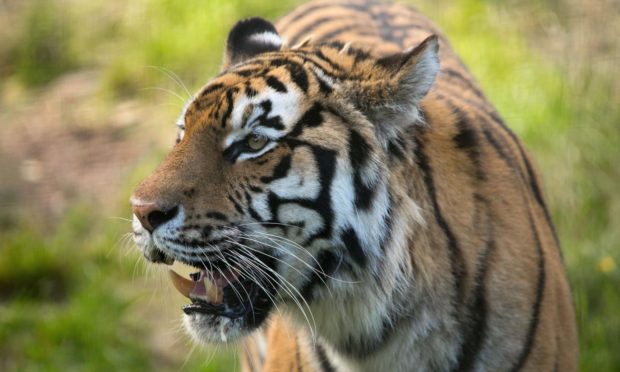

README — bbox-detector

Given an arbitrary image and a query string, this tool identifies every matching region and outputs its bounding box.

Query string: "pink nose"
[131,201,179,233]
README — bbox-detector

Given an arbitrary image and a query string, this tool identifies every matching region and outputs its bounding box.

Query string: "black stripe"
[349,129,376,210]
[261,115,285,130]
[260,154,292,183]
[205,212,228,221]
[441,68,485,99]
[290,102,324,137]
[267,58,311,94]
[265,75,288,93]
[312,49,346,73]
[414,135,466,302]
[279,1,373,35]
[221,88,236,128]
[293,51,345,79]
[227,195,244,215]
[164,237,227,249]
[223,139,247,163]
[450,103,485,181]
[199,82,224,99]
[482,127,512,164]
[453,228,494,371]
[438,94,524,182]
[211,97,223,120]
[313,69,334,95]
[244,81,257,97]
[250,99,284,131]
[316,343,336,372]
[341,227,367,267]
[387,137,406,160]
[286,15,351,45]
[299,250,339,300]
[233,68,260,77]
[307,144,337,242]
[260,99,272,114]
[289,62,309,93]
[519,150,560,250]
[510,209,546,372]
[244,190,264,222]
[316,25,375,44]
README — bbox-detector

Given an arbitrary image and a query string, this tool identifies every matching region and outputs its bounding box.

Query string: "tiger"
[129,0,578,370]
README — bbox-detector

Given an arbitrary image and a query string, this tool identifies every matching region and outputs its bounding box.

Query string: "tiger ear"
[354,35,440,130]
[222,17,283,71]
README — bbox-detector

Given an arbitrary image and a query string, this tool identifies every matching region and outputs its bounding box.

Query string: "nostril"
[147,206,179,231]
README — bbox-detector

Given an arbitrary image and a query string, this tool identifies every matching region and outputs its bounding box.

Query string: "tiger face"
[131,18,438,344]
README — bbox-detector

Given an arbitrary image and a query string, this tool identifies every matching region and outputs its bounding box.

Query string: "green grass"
[0,0,618,370]
[0,206,151,371]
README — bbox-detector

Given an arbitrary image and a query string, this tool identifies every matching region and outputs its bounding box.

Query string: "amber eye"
[246,134,269,151]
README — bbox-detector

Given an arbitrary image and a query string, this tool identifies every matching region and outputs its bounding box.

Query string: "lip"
[182,280,261,319]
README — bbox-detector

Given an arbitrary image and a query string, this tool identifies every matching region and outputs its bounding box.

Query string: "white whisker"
[146,65,193,99]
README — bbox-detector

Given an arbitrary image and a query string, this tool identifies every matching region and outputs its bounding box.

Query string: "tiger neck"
[283,191,449,370]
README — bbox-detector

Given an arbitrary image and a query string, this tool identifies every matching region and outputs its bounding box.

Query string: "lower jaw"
[180,291,276,344]
[183,312,247,343]
[182,301,276,344]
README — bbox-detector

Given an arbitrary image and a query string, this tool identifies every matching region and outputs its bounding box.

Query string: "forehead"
[182,62,306,134]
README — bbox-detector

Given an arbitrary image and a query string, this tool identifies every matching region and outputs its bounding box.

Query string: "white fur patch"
[223,88,301,161]
[248,31,283,49]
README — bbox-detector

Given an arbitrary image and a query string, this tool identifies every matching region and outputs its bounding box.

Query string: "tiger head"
[130,18,439,344]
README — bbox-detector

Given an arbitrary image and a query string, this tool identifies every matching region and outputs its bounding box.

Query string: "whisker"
[227,241,318,338]
[139,87,187,104]
[233,234,312,281]
[107,216,133,222]
[226,253,286,324]
[240,231,357,286]
[210,250,247,313]
[146,65,193,99]
[231,251,312,336]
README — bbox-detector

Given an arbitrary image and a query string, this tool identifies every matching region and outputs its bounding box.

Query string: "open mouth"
[167,254,277,329]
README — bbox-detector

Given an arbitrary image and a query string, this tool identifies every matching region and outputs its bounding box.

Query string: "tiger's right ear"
[221,17,283,71]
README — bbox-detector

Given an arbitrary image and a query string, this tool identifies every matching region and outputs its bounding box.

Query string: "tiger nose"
[131,201,180,233]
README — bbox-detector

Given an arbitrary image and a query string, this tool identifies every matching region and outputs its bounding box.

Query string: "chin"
[183,312,248,344]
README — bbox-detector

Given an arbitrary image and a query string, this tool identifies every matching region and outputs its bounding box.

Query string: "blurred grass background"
[0,0,618,370]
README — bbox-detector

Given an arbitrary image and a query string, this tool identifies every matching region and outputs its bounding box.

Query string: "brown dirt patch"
[0,71,171,227]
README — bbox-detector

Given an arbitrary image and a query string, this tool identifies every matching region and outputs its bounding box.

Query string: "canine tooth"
[207,282,223,304]
[168,270,193,298]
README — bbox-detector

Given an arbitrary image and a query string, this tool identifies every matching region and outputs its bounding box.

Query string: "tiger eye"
[247,134,268,151]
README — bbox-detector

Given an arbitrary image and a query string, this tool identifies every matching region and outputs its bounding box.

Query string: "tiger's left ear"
[349,35,440,131]
[221,17,283,71]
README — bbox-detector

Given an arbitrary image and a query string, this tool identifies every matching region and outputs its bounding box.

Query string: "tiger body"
[130,1,578,371]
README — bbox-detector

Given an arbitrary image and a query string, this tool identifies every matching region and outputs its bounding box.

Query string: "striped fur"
[130,0,578,371]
